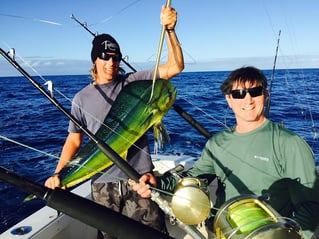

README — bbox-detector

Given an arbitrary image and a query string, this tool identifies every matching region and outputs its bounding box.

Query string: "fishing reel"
[170,177,211,225]
[213,195,302,239]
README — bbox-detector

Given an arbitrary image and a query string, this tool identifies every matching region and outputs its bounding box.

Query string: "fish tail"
[153,121,171,154]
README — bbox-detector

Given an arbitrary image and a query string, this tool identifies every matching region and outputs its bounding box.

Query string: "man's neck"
[94,76,115,85]
[235,117,267,133]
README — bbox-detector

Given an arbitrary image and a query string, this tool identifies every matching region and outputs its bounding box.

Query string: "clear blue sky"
[1,0,319,76]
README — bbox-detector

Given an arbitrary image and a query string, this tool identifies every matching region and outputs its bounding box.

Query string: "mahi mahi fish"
[58,79,176,188]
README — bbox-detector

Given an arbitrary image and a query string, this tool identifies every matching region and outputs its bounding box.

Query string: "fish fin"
[153,121,171,154]
[120,151,128,160]
[23,194,37,203]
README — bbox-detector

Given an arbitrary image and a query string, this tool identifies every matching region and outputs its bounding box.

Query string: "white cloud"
[43,61,52,66]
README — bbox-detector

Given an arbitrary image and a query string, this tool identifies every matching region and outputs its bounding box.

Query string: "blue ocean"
[0,69,318,234]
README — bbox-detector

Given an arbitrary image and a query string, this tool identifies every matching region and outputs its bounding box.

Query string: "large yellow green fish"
[59,79,176,188]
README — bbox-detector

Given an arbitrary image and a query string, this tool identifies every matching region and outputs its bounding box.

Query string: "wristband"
[166,28,175,33]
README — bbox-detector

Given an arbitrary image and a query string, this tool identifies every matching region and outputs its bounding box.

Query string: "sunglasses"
[230,86,264,99]
[99,52,121,62]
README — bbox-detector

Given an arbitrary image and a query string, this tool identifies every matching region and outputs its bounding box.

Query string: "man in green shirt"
[131,66,319,238]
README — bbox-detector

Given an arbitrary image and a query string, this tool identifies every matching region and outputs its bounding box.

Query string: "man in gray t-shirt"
[45,6,184,239]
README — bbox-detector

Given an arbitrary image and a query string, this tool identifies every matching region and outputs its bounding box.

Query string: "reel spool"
[171,177,211,225]
[213,195,302,239]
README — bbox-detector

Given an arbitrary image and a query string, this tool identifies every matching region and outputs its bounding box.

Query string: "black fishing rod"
[0,167,172,239]
[70,14,97,37]
[71,14,211,139]
[265,30,281,118]
[0,48,206,239]
[173,104,212,139]
[0,47,139,181]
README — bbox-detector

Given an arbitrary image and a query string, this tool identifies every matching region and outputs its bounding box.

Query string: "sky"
[1,0,319,76]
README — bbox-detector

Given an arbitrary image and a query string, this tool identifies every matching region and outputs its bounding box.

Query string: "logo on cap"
[102,40,119,52]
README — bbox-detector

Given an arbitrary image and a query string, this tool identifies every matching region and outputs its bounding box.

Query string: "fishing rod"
[265,30,281,118]
[0,167,172,239]
[0,48,139,181]
[173,104,212,139]
[71,13,212,140]
[70,14,97,37]
[0,48,206,239]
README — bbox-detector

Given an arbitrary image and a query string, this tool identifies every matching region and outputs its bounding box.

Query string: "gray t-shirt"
[69,70,156,182]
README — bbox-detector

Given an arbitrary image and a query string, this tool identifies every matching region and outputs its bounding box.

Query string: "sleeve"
[125,70,158,84]
[156,140,217,193]
[68,94,84,133]
[187,140,217,177]
[156,174,179,193]
[283,134,316,187]
[281,133,319,237]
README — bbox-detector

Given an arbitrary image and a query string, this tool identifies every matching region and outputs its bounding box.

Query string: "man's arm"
[45,132,83,189]
[158,6,184,80]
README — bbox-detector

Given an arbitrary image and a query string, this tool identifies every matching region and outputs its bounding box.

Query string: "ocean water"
[0,69,318,233]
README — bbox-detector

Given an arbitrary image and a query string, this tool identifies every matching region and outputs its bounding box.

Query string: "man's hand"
[44,174,66,189]
[129,173,157,198]
[160,5,177,30]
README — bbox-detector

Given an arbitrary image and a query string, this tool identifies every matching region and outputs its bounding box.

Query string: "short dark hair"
[221,66,267,95]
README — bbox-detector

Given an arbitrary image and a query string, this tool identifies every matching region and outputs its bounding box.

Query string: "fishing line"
[180,98,231,131]
[0,134,140,183]
[69,12,207,157]
[0,134,213,222]
[0,132,191,197]
[1,50,145,183]
[68,13,188,173]
[283,69,318,150]
[2,28,179,182]
[259,2,318,160]
[221,216,302,239]
[295,76,318,145]
[1,7,292,239]
[0,135,178,205]
[278,70,318,160]
[1,50,213,232]
[2,131,298,236]
[0,132,141,186]
[281,69,318,144]
[0,134,109,180]
[0,135,59,160]
[7,49,157,164]
[82,0,142,27]
[0,60,302,239]
[294,71,318,142]
[4,5,313,235]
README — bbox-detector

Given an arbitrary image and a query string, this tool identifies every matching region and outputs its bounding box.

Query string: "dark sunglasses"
[230,86,264,99]
[99,52,121,62]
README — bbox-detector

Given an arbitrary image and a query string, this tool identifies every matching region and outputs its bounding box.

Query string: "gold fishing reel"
[170,177,211,225]
[213,195,302,239]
